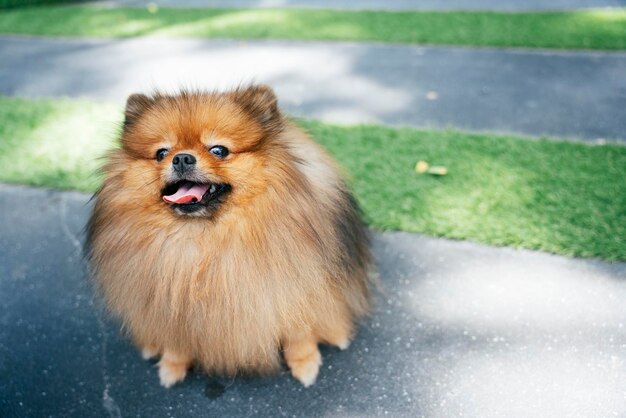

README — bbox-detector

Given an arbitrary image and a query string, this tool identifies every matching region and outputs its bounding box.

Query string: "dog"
[86,85,372,387]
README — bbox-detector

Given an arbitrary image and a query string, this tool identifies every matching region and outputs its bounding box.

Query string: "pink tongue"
[163,182,210,204]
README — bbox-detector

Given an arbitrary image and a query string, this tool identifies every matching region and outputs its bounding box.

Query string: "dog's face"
[119,86,283,218]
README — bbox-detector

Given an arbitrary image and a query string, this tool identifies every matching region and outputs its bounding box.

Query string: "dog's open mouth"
[162,180,230,213]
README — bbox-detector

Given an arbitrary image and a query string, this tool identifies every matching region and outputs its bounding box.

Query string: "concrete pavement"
[1,183,625,417]
[97,0,626,11]
[2,36,625,142]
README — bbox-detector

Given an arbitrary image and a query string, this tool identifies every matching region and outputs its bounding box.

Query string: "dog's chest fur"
[96,213,332,374]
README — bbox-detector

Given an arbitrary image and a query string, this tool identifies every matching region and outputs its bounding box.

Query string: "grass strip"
[0,95,624,260]
[0,6,625,49]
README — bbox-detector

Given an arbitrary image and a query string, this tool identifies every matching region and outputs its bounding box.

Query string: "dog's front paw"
[157,351,191,388]
[289,349,322,388]
[158,361,188,388]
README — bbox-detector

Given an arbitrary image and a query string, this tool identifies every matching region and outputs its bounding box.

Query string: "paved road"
[97,0,626,11]
[2,36,625,142]
[1,183,625,417]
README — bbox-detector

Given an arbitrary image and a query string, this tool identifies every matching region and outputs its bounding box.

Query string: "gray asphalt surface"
[1,183,625,417]
[0,185,626,418]
[2,36,625,142]
[97,0,626,11]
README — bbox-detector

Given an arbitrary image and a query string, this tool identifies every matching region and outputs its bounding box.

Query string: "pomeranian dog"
[86,85,371,388]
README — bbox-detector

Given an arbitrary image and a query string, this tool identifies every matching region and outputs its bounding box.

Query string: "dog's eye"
[209,145,229,158]
[156,148,169,162]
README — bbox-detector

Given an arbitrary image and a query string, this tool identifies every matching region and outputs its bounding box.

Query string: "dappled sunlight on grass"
[146,9,370,40]
[418,157,539,243]
[113,19,164,36]
[200,9,289,29]
[587,8,626,22]
[150,9,292,37]
[138,9,289,37]
[0,97,120,191]
[0,6,625,49]
[301,121,626,260]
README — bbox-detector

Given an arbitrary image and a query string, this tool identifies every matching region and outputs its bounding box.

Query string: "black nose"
[172,153,196,173]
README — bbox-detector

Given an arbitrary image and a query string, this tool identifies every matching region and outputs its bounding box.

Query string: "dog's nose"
[172,153,196,173]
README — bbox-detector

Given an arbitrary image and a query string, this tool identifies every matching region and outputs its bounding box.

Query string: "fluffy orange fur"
[87,85,372,387]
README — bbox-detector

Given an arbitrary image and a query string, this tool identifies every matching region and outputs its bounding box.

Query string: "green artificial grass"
[0,0,86,10]
[1,6,626,49]
[0,96,119,191]
[0,96,624,260]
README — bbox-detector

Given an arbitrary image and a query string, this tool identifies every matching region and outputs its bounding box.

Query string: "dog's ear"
[124,93,154,128]
[231,85,282,130]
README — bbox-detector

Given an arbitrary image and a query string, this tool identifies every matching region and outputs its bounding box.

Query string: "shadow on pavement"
[1,37,625,141]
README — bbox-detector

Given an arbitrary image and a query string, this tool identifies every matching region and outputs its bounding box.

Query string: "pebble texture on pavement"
[1,184,625,417]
